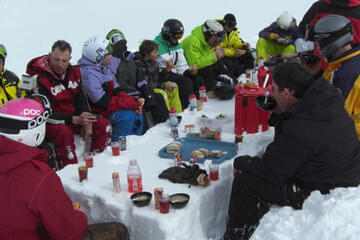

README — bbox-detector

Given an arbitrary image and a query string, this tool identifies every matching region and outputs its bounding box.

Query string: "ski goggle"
[0,44,7,59]
[110,33,126,45]
[95,48,109,64]
[0,109,49,134]
[174,33,183,40]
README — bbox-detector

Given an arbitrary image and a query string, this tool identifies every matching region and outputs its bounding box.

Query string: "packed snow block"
[234,83,270,135]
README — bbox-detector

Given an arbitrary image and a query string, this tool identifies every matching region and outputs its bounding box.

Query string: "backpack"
[109,110,143,141]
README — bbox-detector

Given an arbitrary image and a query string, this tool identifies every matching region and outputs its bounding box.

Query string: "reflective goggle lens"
[111,33,125,45]
[175,33,183,39]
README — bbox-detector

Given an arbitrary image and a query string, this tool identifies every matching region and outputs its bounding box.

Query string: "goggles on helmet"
[0,109,49,134]
[110,33,126,45]
[0,44,7,59]
[95,48,109,64]
[174,33,184,40]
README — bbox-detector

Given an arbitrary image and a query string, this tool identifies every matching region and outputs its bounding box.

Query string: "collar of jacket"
[323,47,360,82]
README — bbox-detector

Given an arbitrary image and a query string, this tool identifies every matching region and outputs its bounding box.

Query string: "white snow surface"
[2,0,360,239]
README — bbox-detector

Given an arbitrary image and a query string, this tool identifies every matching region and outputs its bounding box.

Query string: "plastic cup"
[111,141,120,156]
[159,194,170,214]
[78,166,88,182]
[84,152,93,168]
[209,164,219,181]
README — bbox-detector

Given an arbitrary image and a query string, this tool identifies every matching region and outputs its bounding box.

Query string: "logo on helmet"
[23,108,41,116]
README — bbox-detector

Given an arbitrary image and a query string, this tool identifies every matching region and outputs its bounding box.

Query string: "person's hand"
[164,81,178,91]
[215,47,224,59]
[166,61,175,72]
[112,39,128,59]
[271,33,280,39]
[190,64,198,75]
[242,42,250,50]
[73,202,86,214]
[234,49,246,57]
[73,112,97,126]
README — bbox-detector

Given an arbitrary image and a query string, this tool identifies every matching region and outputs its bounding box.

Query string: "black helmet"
[162,19,184,41]
[214,74,236,100]
[307,15,353,59]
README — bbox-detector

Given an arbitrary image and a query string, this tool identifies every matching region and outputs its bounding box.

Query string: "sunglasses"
[226,21,236,28]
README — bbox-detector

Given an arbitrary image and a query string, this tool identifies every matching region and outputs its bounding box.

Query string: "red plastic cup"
[111,142,120,156]
[160,194,170,214]
[78,166,88,182]
[209,164,219,181]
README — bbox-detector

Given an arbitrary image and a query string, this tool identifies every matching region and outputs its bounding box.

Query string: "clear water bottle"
[127,159,142,193]
[169,109,178,127]
[199,86,207,102]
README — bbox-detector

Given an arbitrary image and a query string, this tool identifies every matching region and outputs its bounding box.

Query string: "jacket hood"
[191,25,207,45]
[288,77,345,122]
[27,55,68,81]
[325,0,360,7]
[0,136,49,173]
[78,55,103,71]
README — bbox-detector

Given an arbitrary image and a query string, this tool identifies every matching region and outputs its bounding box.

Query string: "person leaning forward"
[223,62,360,240]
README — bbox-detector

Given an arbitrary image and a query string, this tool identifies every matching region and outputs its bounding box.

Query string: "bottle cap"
[199,86,206,90]
[189,94,196,99]
[169,109,176,114]
[130,159,137,165]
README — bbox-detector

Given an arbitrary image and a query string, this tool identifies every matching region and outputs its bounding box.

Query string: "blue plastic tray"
[158,136,238,164]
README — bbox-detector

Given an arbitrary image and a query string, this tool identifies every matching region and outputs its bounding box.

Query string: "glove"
[159,163,210,187]
[112,40,128,59]
[107,92,139,112]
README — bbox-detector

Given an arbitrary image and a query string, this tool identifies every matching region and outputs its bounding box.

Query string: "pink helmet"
[0,98,49,147]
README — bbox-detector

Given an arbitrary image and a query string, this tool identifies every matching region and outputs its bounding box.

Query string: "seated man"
[0,43,24,106]
[181,19,235,99]
[256,12,301,62]
[224,62,360,240]
[217,13,254,77]
[26,40,109,169]
[154,18,199,109]
[78,35,143,141]
[0,98,87,239]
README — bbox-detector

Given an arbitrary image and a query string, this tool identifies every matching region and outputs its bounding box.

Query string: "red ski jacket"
[0,136,87,239]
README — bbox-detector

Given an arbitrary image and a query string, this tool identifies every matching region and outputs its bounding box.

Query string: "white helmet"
[278,12,295,30]
[202,19,225,37]
[0,98,50,147]
[82,35,109,64]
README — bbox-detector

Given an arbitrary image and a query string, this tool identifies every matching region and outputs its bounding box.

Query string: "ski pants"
[198,61,232,92]
[221,51,255,78]
[223,170,312,240]
[256,38,296,62]
[46,117,109,169]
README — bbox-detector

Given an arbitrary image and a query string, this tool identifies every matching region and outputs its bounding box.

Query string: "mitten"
[112,40,128,59]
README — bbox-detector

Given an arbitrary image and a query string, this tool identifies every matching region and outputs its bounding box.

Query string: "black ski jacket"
[234,77,360,191]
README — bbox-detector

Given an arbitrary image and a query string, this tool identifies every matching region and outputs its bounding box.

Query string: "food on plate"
[191,150,205,159]
[166,141,183,154]
[209,150,224,158]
